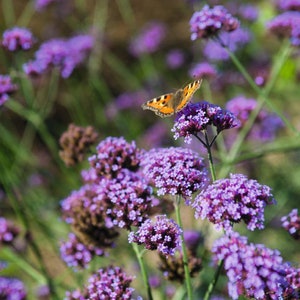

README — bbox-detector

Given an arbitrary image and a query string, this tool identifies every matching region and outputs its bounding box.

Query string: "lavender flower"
[212,232,291,300]
[281,208,300,239]
[86,266,135,300]
[60,233,104,270]
[172,102,240,144]
[0,217,20,245]
[129,22,166,57]
[267,11,300,46]
[2,27,35,51]
[23,35,94,78]
[203,28,251,61]
[190,5,239,41]
[165,49,185,69]
[226,96,284,142]
[0,75,17,106]
[141,147,208,200]
[193,173,275,232]
[0,277,27,299]
[129,215,182,256]
[277,0,300,11]
[188,62,217,79]
[88,137,141,179]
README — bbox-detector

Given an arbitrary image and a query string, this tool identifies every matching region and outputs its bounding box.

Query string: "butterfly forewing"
[141,93,174,117]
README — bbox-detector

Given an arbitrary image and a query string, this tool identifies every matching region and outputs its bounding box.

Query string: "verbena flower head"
[166,49,185,69]
[281,208,300,239]
[284,266,300,298]
[129,215,182,256]
[238,4,259,22]
[0,75,17,106]
[60,233,104,270]
[226,96,284,142]
[2,27,35,51]
[23,35,94,78]
[129,21,166,57]
[86,266,135,300]
[88,137,140,179]
[190,5,239,40]
[277,0,300,11]
[183,230,203,254]
[267,11,300,46]
[193,173,275,232]
[0,217,20,246]
[172,102,240,144]
[203,28,251,61]
[141,147,208,200]
[188,62,217,79]
[0,277,27,300]
[212,232,291,299]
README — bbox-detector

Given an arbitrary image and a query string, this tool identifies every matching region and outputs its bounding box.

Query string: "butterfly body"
[142,79,202,118]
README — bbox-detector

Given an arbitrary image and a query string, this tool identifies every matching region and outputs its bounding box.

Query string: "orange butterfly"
[141,79,202,118]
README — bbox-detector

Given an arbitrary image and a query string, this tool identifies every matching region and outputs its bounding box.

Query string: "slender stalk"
[174,195,193,300]
[132,243,153,300]
[204,131,216,181]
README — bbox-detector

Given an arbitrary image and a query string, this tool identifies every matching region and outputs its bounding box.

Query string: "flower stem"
[132,243,153,300]
[174,195,193,300]
[204,131,217,182]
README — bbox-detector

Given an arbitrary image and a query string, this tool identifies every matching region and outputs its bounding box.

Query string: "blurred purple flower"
[60,233,104,270]
[0,277,27,300]
[35,0,56,11]
[203,28,251,61]
[189,62,217,79]
[172,101,240,144]
[0,74,17,106]
[139,121,169,148]
[129,22,166,57]
[226,96,284,142]
[238,4,259,22]
[190,5,239,41]
[166,49,185,69]
[0,217,20,246]
[281,208,300,239]
[129,215,182,256]
[267,11,300,46]
[193,173,275,232]
[212,232,290,300]
[88,136,141,179]
[183,230,202,253]
[2,27,35,51]
[141,147,208,200]
[23,34,94,78]
[277,0,300,11]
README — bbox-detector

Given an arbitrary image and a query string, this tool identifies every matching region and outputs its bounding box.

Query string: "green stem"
[204,131,217,182]
[174,196,193,300]
[132,243,153,300]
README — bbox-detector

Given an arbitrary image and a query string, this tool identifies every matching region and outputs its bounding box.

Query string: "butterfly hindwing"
[175,79,202,112]
[141,93,174,117]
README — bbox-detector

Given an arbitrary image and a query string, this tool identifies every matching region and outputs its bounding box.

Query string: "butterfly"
[141,79,202,118]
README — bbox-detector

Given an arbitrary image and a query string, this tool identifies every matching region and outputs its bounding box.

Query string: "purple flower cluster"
[35,0,56,11]
[88,137,141,179]
[277,0,300,11]
[238,4,259,22]
[212,232,290,300]
[0,277,27,299]
[129,22,166,57]
[0,217,20,245]
[203,28,251,61]
[129,215,182,256]
[60,233,104,270]
[226,96,284,142]
[188,62,217,79]
[0,75,17,106]
[165,49,185,69]
[23,34,94,78]
[66,266,136,300]
[141,147,208,200]
[193,173,275,232]
[1,27,35,51]
[267,11,300,46]
[172,102,240,144]
[190,5,239,41]
[281,208,300,239]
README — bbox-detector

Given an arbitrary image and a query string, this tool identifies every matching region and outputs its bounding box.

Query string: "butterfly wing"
[175,79,202,112]
[141,93,175,118]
